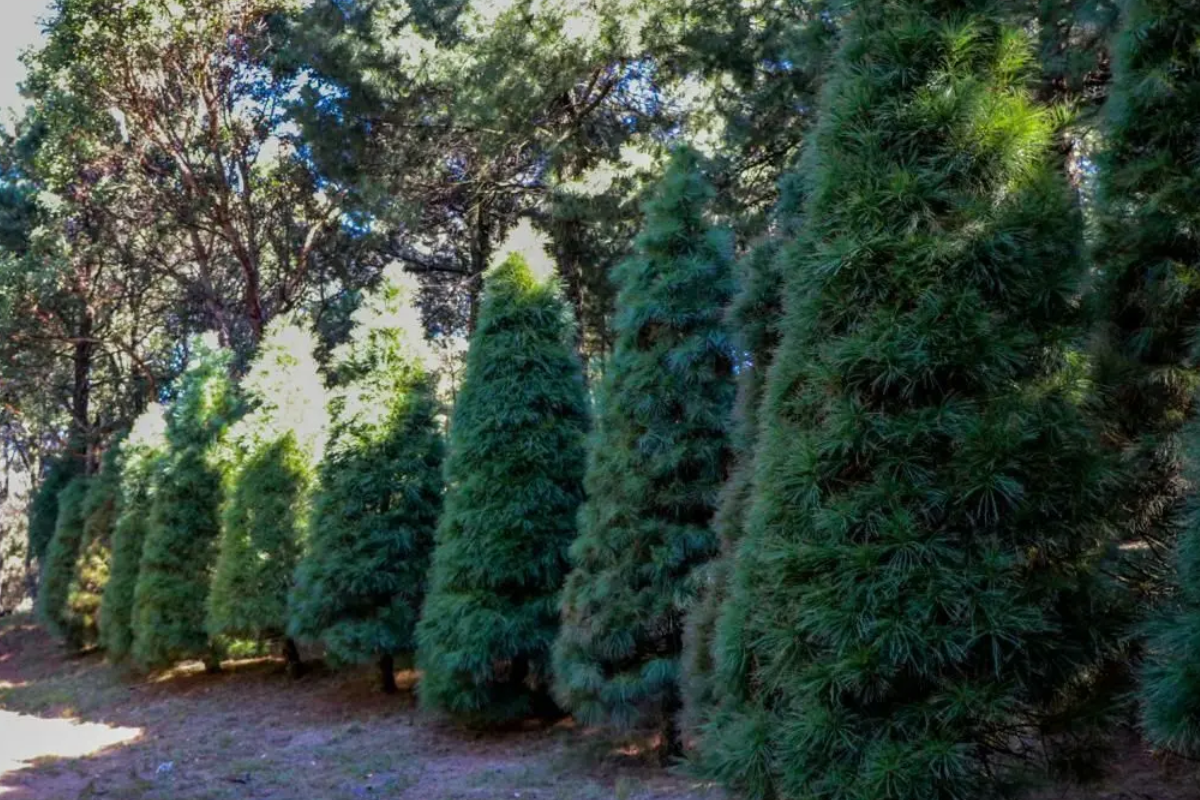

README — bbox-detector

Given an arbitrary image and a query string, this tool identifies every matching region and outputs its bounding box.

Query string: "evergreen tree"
[133,335,238,671]
[27,448,83,568]
[64,443,122,647]
[681,237,784,740]
[208,319,327,672]
[1097,0,1200,754]
[1091,0,1200,597]
[417,235,589,724]
[698,5,1116,798]
[553,148,735,751]
[35,476,90,646]
[289,267,443,693]
[99,404,168,661]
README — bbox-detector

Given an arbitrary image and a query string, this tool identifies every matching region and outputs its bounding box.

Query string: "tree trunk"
[284,636,304,679]
[71,301,94,452]
[657,688,683,764]
[203,648,222,675]
[378,652,398,695]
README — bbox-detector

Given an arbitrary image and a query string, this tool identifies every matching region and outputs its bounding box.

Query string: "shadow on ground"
[0,615,717,800]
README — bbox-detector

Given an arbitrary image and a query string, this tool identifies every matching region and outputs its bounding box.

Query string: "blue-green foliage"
[418,248,589,724]
[35,476,90,647]
[28,449,83,567]
[681,237,783,739]
[697,4,1118,798]
[554,148,736,737]
[1108,0,1200,754]
[208,320,327,644]
[289,268,443,667]
[133,335,238,670]
[99,404,168,661]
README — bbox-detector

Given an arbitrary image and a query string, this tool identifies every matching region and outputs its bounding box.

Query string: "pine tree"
[681,237,783,740]
[99,404,168,661]
[1098,0,1200,753]
[35,476,90,646]
[1091,0,1200,596]
[64,443,122,647]
[417,234,589,724]
[133,335,238,672]
[552,148,735,751]
[289,267,443,693]
[698,5,1116,798]
[27,448,83,568]
[208,319,326,672]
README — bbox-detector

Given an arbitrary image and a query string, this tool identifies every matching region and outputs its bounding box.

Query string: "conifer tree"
[133,335,238,672]
[1099,0,1200,754]
[64,443,121,646]
[698,5,1116,798]
[28,449,83,568]
[289,267,443,693]
[1091,0,1200,596]
[35,476,90,646]
[99,404,168,661]
[208,320,327,672]
[417,232,589,723]
[681,237,783,739]
[552,148,735,751]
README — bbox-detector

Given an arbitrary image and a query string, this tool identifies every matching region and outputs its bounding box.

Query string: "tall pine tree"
[36,476,90,647]
[554,148,736,752]
[417,232,589,724]
[1098,0,1200,754]
[208,320,327,672]
[64,442,122,647]
[699,5,1116,798]
[681,236,784,740]
[99,404,168,661]
[133,335,238,672]
[289,267,443,693]
[28,448,83,569]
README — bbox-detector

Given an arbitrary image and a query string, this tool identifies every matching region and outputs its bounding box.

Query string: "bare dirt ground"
[2,613,1199,800]
[0,615,717,800]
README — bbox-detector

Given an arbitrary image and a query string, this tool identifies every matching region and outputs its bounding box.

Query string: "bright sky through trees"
[0,0,49,119]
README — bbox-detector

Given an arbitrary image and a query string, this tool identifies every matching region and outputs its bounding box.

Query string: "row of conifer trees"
[26,0,1200,797]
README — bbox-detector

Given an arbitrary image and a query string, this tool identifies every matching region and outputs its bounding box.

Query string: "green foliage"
[553,148,735,739]
[35,477,90,647]
[1143,419,1200,754]
[1098,0,1200,753]
[289,267,443,667]
[1091,0,1200,581]
[99,404,168,661]
[417,245,589,724]
[28,450,83,566]
[133,335,239,670]
[64,444,122,647]
[698,5,1118,798]
[208,320,327,643]
[681,236,784,739]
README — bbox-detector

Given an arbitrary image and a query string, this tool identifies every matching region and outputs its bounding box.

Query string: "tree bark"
[284,637,304,679]
[379,652,398,695]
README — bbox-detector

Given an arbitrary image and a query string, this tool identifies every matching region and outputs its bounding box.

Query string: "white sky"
[0,0,51,123]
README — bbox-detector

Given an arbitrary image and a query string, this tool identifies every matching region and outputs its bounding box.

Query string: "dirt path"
[5,615,1200,800]
[0,616,717,800]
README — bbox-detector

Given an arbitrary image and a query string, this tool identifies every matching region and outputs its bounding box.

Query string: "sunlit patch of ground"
[0,710,141,792]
